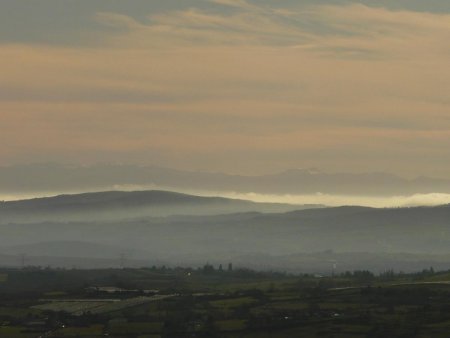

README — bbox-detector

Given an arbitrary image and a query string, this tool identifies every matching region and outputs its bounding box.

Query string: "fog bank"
[2,186,450,208]
[217,192,450,208]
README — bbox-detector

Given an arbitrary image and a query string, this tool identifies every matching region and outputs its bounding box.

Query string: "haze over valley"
[1,188,450,274]
[2,2,450,336]
[2,162,450,273]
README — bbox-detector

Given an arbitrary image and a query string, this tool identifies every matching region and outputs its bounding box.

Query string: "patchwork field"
[1,267,450,337]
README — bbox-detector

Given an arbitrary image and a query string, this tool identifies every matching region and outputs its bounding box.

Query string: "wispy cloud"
[92,2,450,58]
[0,2,449,176]
[211,0,260,11]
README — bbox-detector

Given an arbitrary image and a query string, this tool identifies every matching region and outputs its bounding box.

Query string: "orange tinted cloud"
[0,3,449,176]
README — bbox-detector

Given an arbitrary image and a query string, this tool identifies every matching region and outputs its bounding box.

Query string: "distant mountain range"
[0,190,317,224]
[1,190,450,273]
[1,163,450,196]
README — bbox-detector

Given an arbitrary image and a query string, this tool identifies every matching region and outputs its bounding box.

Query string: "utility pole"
[119,253,126,269]
[332,263,337,277]
[20,253,26,269]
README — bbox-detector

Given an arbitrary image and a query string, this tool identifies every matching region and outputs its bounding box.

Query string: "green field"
[109,322,163,335]
[33,301,110,314]
[0,326,37,338]
[52,325,105,337]
[210,296,258,309]
[2,267,450,337]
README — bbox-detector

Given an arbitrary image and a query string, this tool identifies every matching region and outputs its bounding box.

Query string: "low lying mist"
[2,187,450,273]
[217,192,450,208]
[2,185,450,208]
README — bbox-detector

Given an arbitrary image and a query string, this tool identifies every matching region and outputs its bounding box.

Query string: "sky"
[1,0,450,177]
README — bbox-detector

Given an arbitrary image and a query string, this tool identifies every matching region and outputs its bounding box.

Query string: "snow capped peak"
[280,167,323,176]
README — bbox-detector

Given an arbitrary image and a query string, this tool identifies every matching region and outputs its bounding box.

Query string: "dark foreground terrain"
[1,266,450,337]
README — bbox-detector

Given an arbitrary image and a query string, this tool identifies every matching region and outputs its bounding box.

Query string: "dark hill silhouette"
[2,191,450,272]
[0,190,318,224]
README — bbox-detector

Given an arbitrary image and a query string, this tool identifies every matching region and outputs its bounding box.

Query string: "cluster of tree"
[341,270,375,283]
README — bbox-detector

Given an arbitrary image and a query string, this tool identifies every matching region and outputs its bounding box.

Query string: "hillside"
[0,190,315,224]
[2,201,450,272]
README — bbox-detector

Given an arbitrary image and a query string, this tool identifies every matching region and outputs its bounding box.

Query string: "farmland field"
[32,301,111,315]
[2,267,450,337]
[33,295,174,316]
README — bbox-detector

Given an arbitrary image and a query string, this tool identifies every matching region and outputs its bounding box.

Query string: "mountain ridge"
[0,190,321,224]
[2,195,450,271]
[1,163,450,196]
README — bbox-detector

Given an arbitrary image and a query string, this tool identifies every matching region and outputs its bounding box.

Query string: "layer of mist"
[221,192,450,208]
[4,189,450,209]
[1,190,450,273]
[0,190,317,224]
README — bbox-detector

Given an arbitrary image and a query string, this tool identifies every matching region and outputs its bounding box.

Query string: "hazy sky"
[1,0,450,176]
